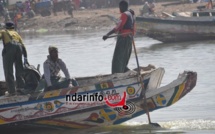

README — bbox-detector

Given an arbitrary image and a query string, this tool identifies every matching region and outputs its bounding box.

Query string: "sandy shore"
[16,2,206,32]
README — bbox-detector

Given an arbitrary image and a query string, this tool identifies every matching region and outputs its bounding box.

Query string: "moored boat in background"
[136,15,215,42]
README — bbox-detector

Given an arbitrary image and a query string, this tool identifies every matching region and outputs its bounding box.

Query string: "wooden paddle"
[131,37,160,127]
[106,34,160,127]
[106,33,133,38]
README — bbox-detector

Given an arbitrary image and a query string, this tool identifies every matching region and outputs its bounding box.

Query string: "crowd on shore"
[0,0,210,32]
[0,0,149,30]
[0,0,74,29]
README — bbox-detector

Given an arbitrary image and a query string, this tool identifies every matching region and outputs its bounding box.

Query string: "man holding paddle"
[102,2,160,127]
[103,0,135,74]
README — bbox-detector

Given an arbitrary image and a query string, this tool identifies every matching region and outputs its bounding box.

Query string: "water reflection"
[3,119,215,134]
[4,124,183,134]
[136,40,215,53]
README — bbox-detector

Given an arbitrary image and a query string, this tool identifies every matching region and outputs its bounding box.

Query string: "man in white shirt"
[141,0,155,16]
[42,46,78,91]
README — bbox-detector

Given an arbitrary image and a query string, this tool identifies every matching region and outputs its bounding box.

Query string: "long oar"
[131,37,160,127]
[106,34,160,127]
[107,33,132,38]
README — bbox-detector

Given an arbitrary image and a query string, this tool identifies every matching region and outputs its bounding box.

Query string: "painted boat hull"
[136,16,215,42]
[0,68,197,129]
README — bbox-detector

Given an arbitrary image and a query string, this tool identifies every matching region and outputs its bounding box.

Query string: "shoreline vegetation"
[0,1,207,33]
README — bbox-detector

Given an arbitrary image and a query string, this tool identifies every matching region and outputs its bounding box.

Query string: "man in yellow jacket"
[0,21,29,96]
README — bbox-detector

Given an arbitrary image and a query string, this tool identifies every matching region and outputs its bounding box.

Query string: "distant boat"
[172,9,215,17]
[136,14,215,42]
[0,65,197,129]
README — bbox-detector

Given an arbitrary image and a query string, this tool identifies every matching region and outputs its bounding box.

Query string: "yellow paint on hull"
[172,83,185,104]
[0,119,5,124]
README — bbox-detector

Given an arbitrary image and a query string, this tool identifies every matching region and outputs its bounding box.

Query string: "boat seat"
[133,64,156,73]
[162,12,175,18]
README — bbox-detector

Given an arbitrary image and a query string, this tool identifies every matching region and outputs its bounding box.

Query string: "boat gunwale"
[136,16,215,25]
[0,76,152,109]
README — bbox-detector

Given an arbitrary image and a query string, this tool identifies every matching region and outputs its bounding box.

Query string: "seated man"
[140,0,155,16]
[148,0,155,14]
[36,46,78,92]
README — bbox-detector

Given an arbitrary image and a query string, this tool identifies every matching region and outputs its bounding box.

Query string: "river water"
[0,30,215,134]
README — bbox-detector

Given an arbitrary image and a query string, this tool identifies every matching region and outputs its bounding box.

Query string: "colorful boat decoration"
[0,66,197,129]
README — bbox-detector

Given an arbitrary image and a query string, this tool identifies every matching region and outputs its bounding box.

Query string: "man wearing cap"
[42,46,78,91]
[0,21,29,96]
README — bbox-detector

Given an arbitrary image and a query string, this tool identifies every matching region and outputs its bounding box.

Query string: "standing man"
[67,0,74,18]
[0,1,4,17]
[53,0,58,16]
[0,21,29,96]
[102,0,135,74]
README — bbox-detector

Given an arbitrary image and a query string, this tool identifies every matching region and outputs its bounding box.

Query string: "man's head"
[119,0,128,13]
[48,46,58,62]
[5,21,15,29]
